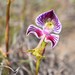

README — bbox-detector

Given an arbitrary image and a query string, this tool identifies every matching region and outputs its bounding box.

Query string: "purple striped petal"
[52,12,62,34]
[26,25,43,39]
[35,10,62,34]
[45,34,59,48]
[35,10,55,27]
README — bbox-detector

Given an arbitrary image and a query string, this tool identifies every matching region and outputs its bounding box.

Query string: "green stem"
[36,35,45,48]
[36,35,47,55]
[27,36,47,75]
[35,35,47,75]
[36,59,41,75]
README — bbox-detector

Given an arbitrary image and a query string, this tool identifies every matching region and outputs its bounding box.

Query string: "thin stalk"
[35,35,47,75]
[36,35,45,48]
[35,59,41,75]
[5,0,11,58]
[36,35,47,54]
[2,0,11,75]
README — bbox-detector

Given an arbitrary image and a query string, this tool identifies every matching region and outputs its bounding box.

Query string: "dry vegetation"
[0,0,75,75]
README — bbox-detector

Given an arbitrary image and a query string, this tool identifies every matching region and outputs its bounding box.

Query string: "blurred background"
[0,0,75,75]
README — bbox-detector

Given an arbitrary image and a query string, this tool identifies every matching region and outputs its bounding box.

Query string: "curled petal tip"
[26,25,43,39]
[45,34,59,48]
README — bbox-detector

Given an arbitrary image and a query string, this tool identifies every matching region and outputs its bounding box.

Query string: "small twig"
[0,65,20,74]
[13,67,20,74]
[22,65,31,75]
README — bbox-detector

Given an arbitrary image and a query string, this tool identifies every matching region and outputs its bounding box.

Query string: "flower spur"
[26,10,62,75]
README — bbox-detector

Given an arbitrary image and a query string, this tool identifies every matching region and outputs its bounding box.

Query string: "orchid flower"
[26,10,62,75]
